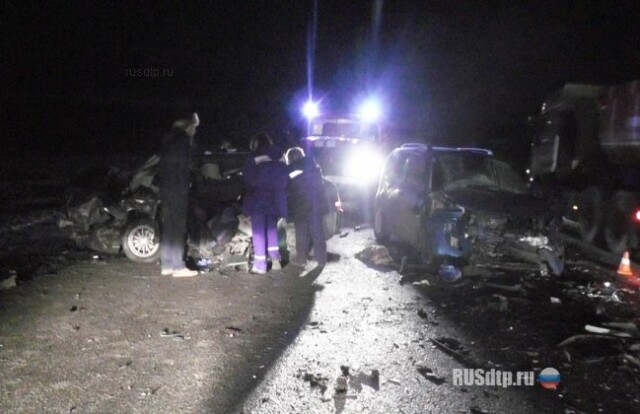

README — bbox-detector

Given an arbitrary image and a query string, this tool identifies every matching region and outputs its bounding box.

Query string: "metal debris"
[602,322,638,334]
[487,294,508,312]
[299,371,329,394]
[623,354,640,369]
[355,245,394,266]
[416,366,446,385]
[430,337,477,368]
[486,282,526,294]
[585,324,633,337]
[225,326,242,333]
[160,328,190,340]
[557,334,619,347]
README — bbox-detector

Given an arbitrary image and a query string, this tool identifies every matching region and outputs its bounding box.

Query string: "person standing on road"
[284,147,329,268]
[242,133,289,274]
[158,113,200,278]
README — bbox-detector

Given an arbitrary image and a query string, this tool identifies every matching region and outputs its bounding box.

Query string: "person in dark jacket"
[158,113,200,278]
[284,147,329,268]
[242,133,289,274]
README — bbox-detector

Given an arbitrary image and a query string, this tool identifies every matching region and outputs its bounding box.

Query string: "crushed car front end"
[426,189,565,278]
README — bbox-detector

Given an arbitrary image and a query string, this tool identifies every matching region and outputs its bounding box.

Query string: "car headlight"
[344,147,385,184]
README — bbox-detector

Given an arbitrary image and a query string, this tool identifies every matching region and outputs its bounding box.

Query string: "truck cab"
[300,115,389,218]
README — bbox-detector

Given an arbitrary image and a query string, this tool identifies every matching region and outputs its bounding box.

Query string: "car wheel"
[577,186,605,244]
[373,207,389,243]
[122,217,161,262]
[604,191,639,255]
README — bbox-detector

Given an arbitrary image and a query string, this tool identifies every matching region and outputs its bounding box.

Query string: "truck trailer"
[528,80,640,258]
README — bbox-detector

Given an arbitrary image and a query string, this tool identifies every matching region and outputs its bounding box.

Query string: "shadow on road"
[212,266,325,413]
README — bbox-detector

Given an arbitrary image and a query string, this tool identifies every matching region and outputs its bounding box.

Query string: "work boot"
[271,259,282,271]
[252,258,268,275]
[250,266,267,275]
[172,268,199,278]
[289,261,305,269]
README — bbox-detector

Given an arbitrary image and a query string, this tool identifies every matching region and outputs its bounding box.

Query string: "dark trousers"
[294,213,326,266]
[160,192,189,271]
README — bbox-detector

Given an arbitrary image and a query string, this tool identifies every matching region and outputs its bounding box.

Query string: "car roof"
[394,143,493,156]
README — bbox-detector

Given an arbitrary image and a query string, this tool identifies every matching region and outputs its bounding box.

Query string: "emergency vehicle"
[299,102,392,221]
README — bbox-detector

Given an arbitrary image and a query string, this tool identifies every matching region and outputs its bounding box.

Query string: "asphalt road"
[236,228,567,414]
[1,215,638,413]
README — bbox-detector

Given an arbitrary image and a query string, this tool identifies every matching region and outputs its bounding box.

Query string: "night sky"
[4,1,640,166]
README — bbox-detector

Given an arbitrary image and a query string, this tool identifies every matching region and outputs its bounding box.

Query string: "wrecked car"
[61,152,246,262]
[373,143,565,280]
[61,150,338,265]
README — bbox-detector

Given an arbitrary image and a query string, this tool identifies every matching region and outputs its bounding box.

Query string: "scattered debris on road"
[298,370,329,394]
[430,336,477,368]
[355,245,394,266]
[487,294,509,312]
[416,365,446,385]
[225,326,243,333]
[160,328,190,340]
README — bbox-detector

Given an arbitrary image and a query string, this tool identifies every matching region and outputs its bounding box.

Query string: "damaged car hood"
[443,188,553,219]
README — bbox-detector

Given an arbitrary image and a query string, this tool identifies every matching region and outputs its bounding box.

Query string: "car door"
[395,153,428,246]
[379,151,410,238]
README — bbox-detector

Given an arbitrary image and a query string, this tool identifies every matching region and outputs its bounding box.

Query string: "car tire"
[373,207,389,243]
[122,217,161,263]
[604,191,639,255]
[577,186,605,244]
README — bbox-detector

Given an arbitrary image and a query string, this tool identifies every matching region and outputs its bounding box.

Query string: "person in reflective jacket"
[284,147,328,268]
[242,133,289,274]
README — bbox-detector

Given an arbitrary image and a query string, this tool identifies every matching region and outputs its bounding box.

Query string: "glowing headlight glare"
[302,100,319,119]
[358,99,382,122]
[344,148,385,184]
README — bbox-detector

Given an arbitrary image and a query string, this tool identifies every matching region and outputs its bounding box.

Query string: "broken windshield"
[433,153,527,194]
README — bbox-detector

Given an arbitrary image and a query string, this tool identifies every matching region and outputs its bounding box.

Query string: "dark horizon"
[4,1,640,167]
